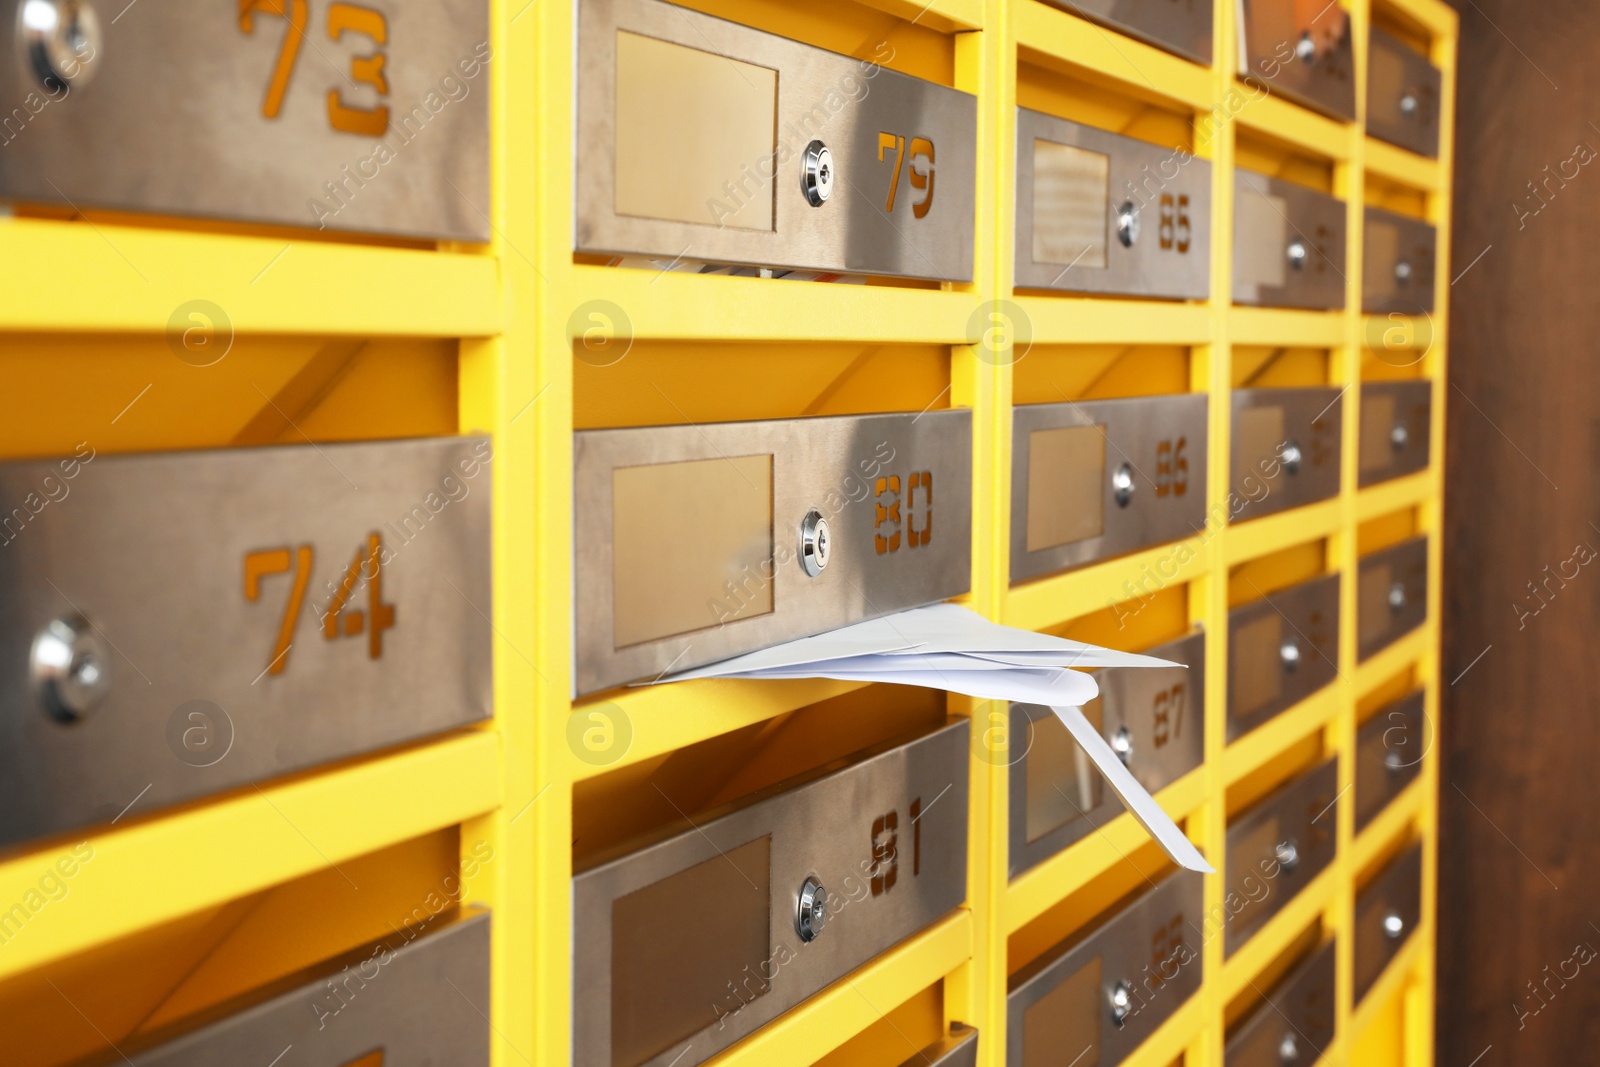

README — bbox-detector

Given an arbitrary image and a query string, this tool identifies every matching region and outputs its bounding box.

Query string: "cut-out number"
[1155,437,1188,497]
[238,0,391,135]
[1158,193,1191,253]
[238,0,308,119]
[877,132,936,218]
[1151,682,1185,747]
[245,533,395,676]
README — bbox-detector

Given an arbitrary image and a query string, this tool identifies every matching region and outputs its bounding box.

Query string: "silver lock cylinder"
[1278,1032,1302,1064]
[1110,725,1133,766]
[795,876,828,942]
[1390,422,1410,451]
[1388,581,1407,612]
[1394,259,1414,286]
[1108,980,1135,1028]
[801,141,834,207]
[1280,441,1303,475]
[1274,838,1301,873]
[19,0,101,91]
[1382,910,1405,940]
[1384,748,1406,772]
[1399,92,1419,118]
[1279,638,1302,673]
[30,614,112,722]
[798,509,830,578]
[1294,32,1317,63]
[1286,239,1309,271]
[1112,462,1135,508]
[1116,201,1140,248]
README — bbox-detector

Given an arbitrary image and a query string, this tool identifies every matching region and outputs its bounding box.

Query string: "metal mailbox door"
[1237,0,1357,120]
[1043,0,1213,64]
[1223,757,1339,955]
[1224,939,1337,1067]
[1358,380,1432,487]
[1367,25,1441,157]
[1356,535,1428,661]
[1363,207,1438,314]
[1230,387,1343,521]
[1353,843,1423,1003]
[1233,172,1348,309]
[1355,690,1426,830]
[1227,573,1340,740]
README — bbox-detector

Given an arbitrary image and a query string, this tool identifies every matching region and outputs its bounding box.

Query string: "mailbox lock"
[1295,32,1317,63]
[801,141,834,207]
[1390,423,1410,451]
[1395,259,1414,286]
[1116,201,1141,248]
[1108,980,1135,1028]
[1286,239,1309,271]
[1385,749,1406,773]
[19,0,101,91]
[1388,581,1407,612]
[1280,441,1303,476]
[1383,910,1405,940]
[1274,839,1301,874]
[30,615,112,723]
[1111,725,1133,766]
[1399,92,1420,118]
[795,877,828,942]
[1112,462,1136,508]
[1279,638,1302,673]
[1278,1032,1302,1064]
[798,509,830,578]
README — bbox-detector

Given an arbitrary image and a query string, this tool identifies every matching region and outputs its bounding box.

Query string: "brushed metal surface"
[572,719,970,1067]
[1229,387,1343,521]
[575,0,976,281]
[1006,871,1205,1067]
[1237,0,1357,120]
[73,909,491,1065]
[1011,394,1209,581]
[1367,25,1441,157]
[1363,206,1438,314]
[1355,690,1426,830]
[1224,938,1337,1067]
[1014,110,1212,298]
[1358,380,1432,487]
[1353,842,1422,1003]
[1045,0,1213,64]
[1226,573,1339,740]
[1223,757,1339,956]
[1010,630,1206,878]
[0,0,490,239]
[1233,171,1348,308]
[1356,535,1428,661]
[573,410,973,695]
[893,1024,979,1067]
[0,438,493,847]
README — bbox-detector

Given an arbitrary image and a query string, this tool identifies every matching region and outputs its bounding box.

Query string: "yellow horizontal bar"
[1353,627,1432,698]
[714,910,973,1067]
[1364,138,1443,193]
[1120,991,1205,1067]
[1228,306,1348,348]
[567,677,871,782]
[1349,929,1426,1036]
[1358,313,1433,350]
[0,217,500,337]
[1352,778,1425,874]
[853,0,984,31]
[1003,537,1214,632]
[1355,470,1432,523]
[1005,768,1206,933]
[1218,865,1336,1001]
[1014,1,1213,110]
[0,730,501,981]
[1014,295,1213,346]
[1222,685,1340,786]
[566,265,979,344]
[1233,87,1353,162]
[1223,499,1343,565]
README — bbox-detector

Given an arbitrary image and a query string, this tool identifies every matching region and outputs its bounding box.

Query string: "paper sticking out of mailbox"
[650,603,1213,874]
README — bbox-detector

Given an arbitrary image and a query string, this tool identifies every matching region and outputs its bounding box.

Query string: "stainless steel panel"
[1355,690,1425,830]
[0,0,490,239]
[1226,574,1339,740]
[1363,207,1438,314]
[573,719,970,1067]
[1357,536,1428,661]
[1015,110,1211,298]
[1223,757,1339,956]
[1358,380,1432,487]
[894,1024,979,1067]
[1229,387,1343,521]
[1224,939,1336,1067]
[573,410,973,695]
[1353,842,1422,1003]
[0,438,492,847]
[1006,871,1204,1067]
[1011,395,1209,581]
[1237,0,1357,120]
[1010,631,1206,878]
[1046,0,1213,64]
[575,0,977,281]
[73,909,491,1065]
[1367,25,1441,157]
[1233,171,1348,308]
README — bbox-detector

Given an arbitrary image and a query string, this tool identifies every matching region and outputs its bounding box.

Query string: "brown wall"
[1441,0,1600,1062]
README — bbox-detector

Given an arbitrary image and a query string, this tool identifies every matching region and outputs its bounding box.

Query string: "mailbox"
[574,0,976,281]
[1042,1,1212,64]
[73,910,491,1065]
[1230,387,1343,521]
[0,0,490,239]
[1237,0,1357,120]
[1006,871,1204,1067]
[1015,110,1211,298]
[1363,207,1438,314]
[1359,381,1432,487]
[1227,574,1339,740]
[1355,690,1426,830]
[1223,757,1338,955]
[1224,939,1336,1067]
[1010,630,1205,878]
[572,718,970,1067]
[573,410,972,695]
[894,1025,979,1067]
[1357,536,1427,661]
[1011,395,1208,581]
[0,438,492,847]
[1367,25,1441,157]
[1233,171,1347,309]
[1353,842,1422,1003]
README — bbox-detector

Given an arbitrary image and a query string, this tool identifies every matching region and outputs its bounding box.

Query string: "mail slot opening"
[1228,541,1331,609]
[1014,346,1194,404]
[1235,134,1335,197]
[1358,508,1420,558]
[813,980,952,1065]
[1225,732,1328,820]
[1365,174,1430,222]
[1018,58,1196,155]
[1231,346,1331,390]
[1222,919,1327,1027]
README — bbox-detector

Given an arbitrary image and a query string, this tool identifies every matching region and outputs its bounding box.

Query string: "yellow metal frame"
[0,0,1453,1063]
